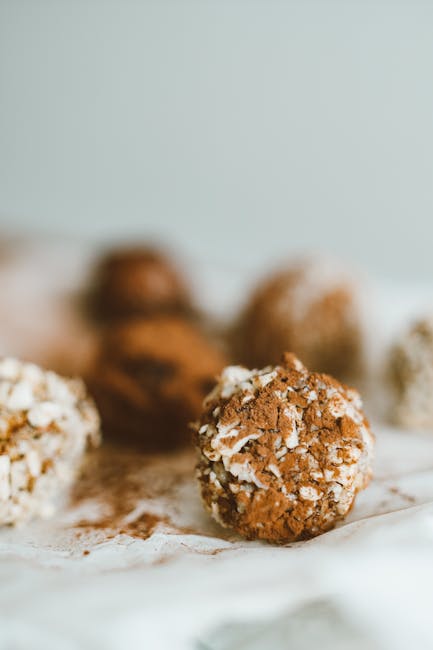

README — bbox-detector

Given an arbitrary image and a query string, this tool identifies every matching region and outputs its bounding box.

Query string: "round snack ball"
[195,353,374,543]
[91,246,191,321]
[0,358,100,525]
[235,257,364,380]
[89,316,226,450]
[389,317,433,429]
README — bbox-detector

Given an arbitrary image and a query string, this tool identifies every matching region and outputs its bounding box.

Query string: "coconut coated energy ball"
[0,358,100,525]
[235,257,364,380]
[195,353,374,543]
[389,317,433,429]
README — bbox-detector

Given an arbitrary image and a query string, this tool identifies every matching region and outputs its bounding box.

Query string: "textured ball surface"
[0,358,100,525]
[91,246,191,321]
[235,258,363,380]
[195,353,374,543]
[389,317,433,429]
[90,316,226,449]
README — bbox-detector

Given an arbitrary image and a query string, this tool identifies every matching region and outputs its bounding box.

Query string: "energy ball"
[0,358,100,525]
[389,317,433,429]
[91,246,191,321]
[235,258,364,380]
[195,353,374,543]
[89,316,226,450]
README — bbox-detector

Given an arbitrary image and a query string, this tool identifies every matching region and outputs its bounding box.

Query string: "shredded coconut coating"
[389,317,433,429]
[0,358,100,525]
[236,257,363,380]
[195,353,374,543]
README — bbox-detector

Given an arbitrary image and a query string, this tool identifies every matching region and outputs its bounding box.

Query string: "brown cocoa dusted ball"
[195,353,374,543]
[234,257,364,381]
[91,246,192,321]
[89,316,226,450]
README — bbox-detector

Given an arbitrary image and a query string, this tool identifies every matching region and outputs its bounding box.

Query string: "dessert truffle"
[0,358,100,525]
[195,353,374,543]
[89,316,226,449]
[91,246,191,321]
[389,317,433,429]
[235,258,364,380]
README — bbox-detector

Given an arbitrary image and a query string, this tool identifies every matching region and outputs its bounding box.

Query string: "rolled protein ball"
[389,317,433,429]
[90,246,192,321]
[0,358,100,525]
[234,257,364,380]
[89,316,226,450]
[195,353,374,543]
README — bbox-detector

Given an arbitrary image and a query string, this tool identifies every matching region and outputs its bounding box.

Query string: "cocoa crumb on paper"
[388,485,416,504]
[70,443,195,541]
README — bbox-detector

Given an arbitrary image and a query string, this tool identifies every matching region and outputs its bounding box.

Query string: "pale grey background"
[1,0,432,279]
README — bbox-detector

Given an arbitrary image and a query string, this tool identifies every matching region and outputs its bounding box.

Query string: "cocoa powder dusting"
[195,353,374,544]
[70,443,195,541]
[90,246,192,321]
[88,316,226,450]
